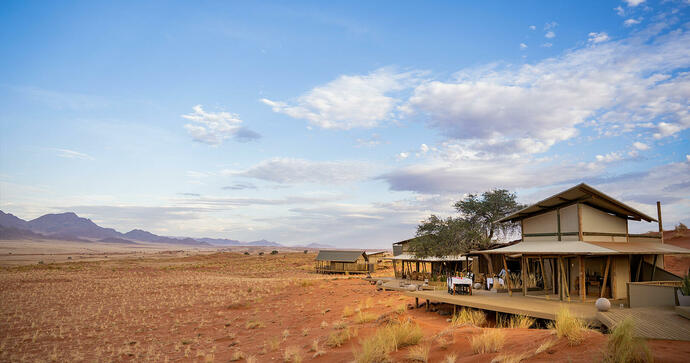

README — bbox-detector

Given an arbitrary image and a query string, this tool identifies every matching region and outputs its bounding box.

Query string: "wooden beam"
[577,203,584,241]
[578,256,586,302]
[601,256,611,298]
[559,257,570,300]
[635,256,643,282]
[522,256,528,296]
[651,254,658,281]
[502,254,512,296]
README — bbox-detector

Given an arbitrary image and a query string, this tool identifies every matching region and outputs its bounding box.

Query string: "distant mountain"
[123,229,210,246]
[197,237,242,246]
[27,212,122,239]
[98,237,138,245]
[304,242,335,248]
[0,211,30,230]
[0,225,45,240]
[246,239,282,247]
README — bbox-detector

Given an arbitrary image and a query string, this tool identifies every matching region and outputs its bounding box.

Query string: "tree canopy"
[408,189,525,258]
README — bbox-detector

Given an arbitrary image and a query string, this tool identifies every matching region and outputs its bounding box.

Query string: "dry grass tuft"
[451,308,486,327]
[498,314,535,329]
[491,352,530,363]
[602,317,652,363]
[550,306,588,346]
[325,327,356,347]
[394,303,407,314]
[246,319,265,329]
[283,345,302,363]
[443,353,458,363]
[355,311,377,324]
[229,350,244,361]
[535,338,557,354]
[342,305,354,317]
[353,320,423,363]
[470,329,506,354]
[407,344,431,362]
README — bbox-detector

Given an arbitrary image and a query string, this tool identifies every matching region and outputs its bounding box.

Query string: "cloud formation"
[182,105,260,145]
[53,148,94,160]
[226,158,375,184]
[261,68,424,130]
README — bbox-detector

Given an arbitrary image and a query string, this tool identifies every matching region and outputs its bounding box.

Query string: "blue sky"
[1,0,688,247]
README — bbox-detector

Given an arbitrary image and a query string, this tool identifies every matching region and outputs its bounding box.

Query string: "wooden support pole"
[502,254,512,296]
[559,257,570,301]
[635,256,643,282]
[577,204,584,241]
[579,256,586,302]
[657,201,664,244]
[539,256,548,297]
[601,256,611,298]
[426,299,430,312]
[651,254,658,281]
[522,256,528,296]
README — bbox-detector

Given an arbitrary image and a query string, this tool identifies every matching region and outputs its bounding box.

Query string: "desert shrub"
[550,306,588,345]
[265,337,281,352]
[271,250,279,255]
[443,354,457,363]
[470,329,505,354]
[246,355,257,363]
[353,320,423,363]
[244,251,250,255]
[326,327,354,347]
[229,350,244,361]
[342,305,354,317]
[491,352,530,363]
[283,345,302,363]
[602,317,652,363]
[407,344,431,362]
[395,303,407,314]
[498,314,535,329]
[304,250,308,254]
[451,308,486,327]
[332,320,348,330]
[355,311,377,324]
[681,274,690,296]
[259,252,264,256]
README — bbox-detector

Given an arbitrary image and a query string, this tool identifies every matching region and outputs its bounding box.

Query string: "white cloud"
[541,42,553,48]
[420,144,429,153]
[615,5,625,16]
[182,105,260,145]
[588,32,610,44]
[403,25,690,154]
[545,31,556,39]
[225,158,374,184]
[624,18,642,26]
[53,148,94,160]
[633,141,650,150]
[529,25,536,30]
[595,152,623,163]
[544,22,558,30]
[261,68,425,130]
[520,43,528,50]
[624,0,645,7]
[397,152,410,160]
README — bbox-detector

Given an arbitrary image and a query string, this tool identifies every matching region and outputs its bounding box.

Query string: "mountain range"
[0,210,287,247]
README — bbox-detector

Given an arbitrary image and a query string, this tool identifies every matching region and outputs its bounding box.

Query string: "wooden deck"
[598,307,690,341]
[405,289,602,325]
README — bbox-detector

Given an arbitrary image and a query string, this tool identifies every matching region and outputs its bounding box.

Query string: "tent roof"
[498,183,657,223]
[315,250,366,262]
[474,241,690,256]
[386,254,474,262]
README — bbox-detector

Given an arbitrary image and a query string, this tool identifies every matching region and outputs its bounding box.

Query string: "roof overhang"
[498,183,657,223]
[385,254,474,261]
[473,241,690,256]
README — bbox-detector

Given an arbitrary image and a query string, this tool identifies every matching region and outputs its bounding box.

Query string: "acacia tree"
[408,189,524,259]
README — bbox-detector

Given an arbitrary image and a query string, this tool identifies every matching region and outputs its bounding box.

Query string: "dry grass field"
[1,251,689,362]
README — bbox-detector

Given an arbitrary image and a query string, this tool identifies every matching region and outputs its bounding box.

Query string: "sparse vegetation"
[498,314,535,329]
[246,319,265,329]
[471,329,506,354]
[451,308,486,327]
[353,320,423,363]
[550,306,588,346]
[602,317,652,363]
[283,345,302,363]
[355,310,377,324]
[535,339,557,354]
[407,344,431,362]
[342,305,354,317]
[325,327,356,347]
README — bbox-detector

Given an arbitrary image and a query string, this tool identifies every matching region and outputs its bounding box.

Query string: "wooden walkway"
[598,307,690,341]
[405,289,602,324]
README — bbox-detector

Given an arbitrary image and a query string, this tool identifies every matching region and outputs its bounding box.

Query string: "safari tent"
[390,238,473,280]
[314,250,373,274]
[476,183,690,302]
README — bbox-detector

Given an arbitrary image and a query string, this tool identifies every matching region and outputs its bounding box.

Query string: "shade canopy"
[315,250,367,262]
[499,183,657,223]
[387,254,474,261]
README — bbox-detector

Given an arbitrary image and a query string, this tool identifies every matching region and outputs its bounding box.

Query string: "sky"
[0,0,689,248]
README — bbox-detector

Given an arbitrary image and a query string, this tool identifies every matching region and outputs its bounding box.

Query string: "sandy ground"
[1,251,689,362]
